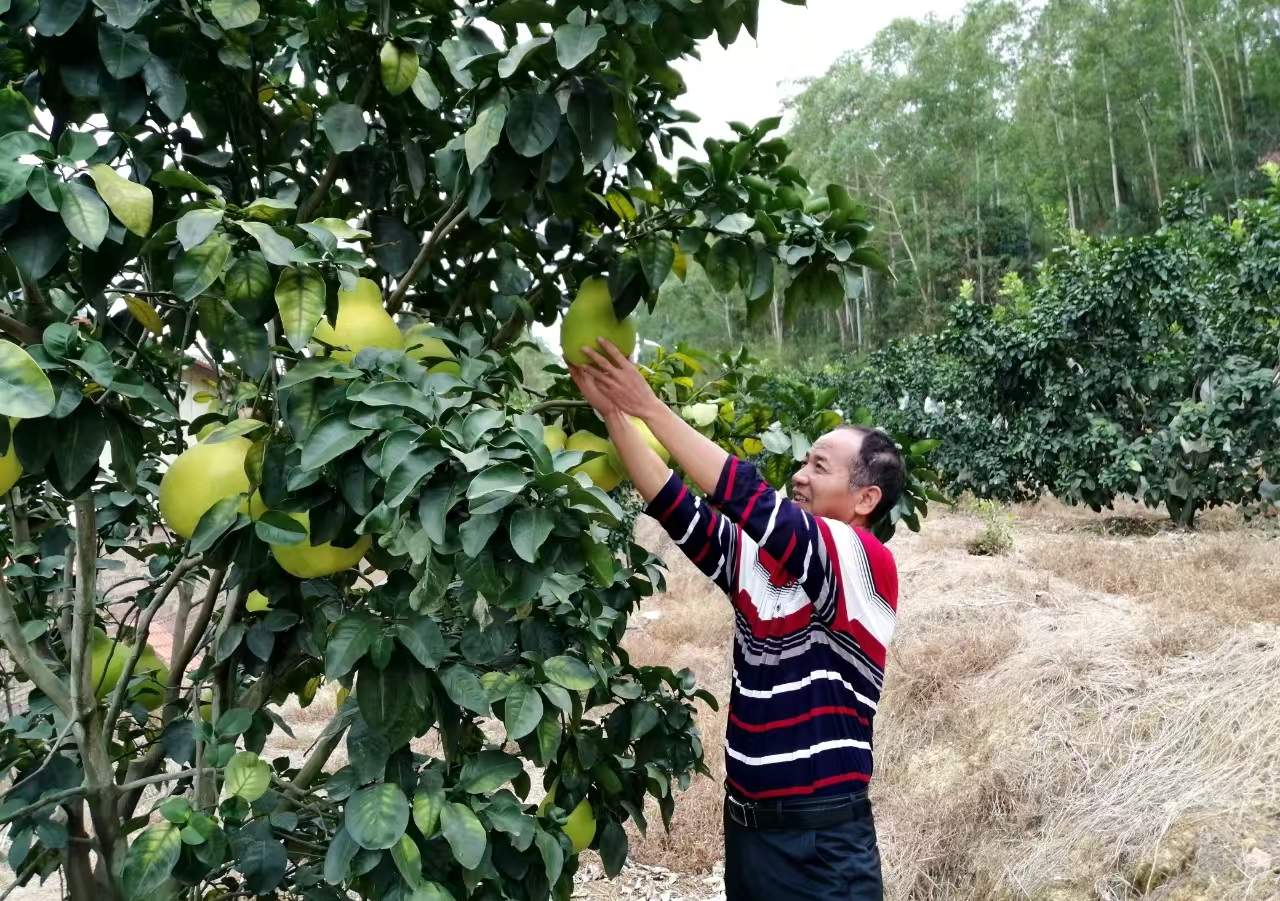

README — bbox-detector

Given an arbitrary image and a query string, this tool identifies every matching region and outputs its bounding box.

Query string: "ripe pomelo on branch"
[312,277,404,363]
[158,436,253,539]
[132,645,169,711]
[566,432,622,493]
[543,424,568,454]
[559,277,636,366]
[269,511,371,579]
[0,419,22,496]
[405,323,462,376]
[538,779,597,854]
[607,417,669,478]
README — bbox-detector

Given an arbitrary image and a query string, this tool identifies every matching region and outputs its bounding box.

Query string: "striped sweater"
[646,456,899,800]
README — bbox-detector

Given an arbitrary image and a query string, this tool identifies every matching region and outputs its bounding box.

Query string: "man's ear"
[854,485,882,518]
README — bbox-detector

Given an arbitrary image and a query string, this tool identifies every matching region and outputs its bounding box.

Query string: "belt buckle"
[727,794,757,828]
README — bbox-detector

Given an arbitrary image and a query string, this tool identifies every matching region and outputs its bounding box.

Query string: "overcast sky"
[675,0,970,148]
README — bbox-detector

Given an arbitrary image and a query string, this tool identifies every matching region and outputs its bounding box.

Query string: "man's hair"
[841,426,904,523]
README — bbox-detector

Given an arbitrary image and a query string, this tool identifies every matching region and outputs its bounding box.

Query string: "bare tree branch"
[386,195,470,315]
[0,577,72,716]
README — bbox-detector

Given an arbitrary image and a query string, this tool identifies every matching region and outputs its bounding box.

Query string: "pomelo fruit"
[543,424,567,454]
[606,417,669,478]
[158,437,253,539]
[538,780,596,854]
[404,324,455,364]
[270,512,371,579]
[559,278,636,366]
[245,590,271,613]
[132,645,169,711]
[0,419,22,496]
[566,432,621,493]
[427,360,461,377]
[312,277,404,363]
[90,628,127,698]
[198,688,213,722]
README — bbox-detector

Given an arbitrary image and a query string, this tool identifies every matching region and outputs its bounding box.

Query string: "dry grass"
[617,503,1280,900]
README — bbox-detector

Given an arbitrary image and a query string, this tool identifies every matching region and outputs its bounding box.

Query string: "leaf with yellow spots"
[125,297,163,335]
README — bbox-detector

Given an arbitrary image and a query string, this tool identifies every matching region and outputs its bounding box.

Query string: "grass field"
[6,501,1279,901]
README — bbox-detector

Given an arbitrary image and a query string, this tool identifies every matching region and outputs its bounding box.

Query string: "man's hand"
[578,341,665,421]
[568,363,620,418]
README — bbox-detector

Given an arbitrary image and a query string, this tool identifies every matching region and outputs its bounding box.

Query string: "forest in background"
[638,0,1280,365]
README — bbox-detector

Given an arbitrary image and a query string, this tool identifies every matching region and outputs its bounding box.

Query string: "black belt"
[724,790,871,830]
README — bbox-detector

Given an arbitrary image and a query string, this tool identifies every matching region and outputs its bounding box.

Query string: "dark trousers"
[723,792,884,901]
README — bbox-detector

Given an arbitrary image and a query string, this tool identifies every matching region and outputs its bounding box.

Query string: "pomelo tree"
[0,3,886,901]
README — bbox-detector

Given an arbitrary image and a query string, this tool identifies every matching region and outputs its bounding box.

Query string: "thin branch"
[528,399,590,416]
[0,854,41,901]
[386,195,469,315]
[296,65,377,223]
[1,768,214,826]
[100,556,204,740]
[0,576,72,716]
[0,312,40,345]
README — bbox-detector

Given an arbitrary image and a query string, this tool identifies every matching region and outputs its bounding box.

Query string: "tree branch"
[386,195,470,315]
[296,65,377,223]
[1,768,214,826]
[0,576,72,716]
[528,399,590,416]
[0,312,41,345]
[100,555,204,740]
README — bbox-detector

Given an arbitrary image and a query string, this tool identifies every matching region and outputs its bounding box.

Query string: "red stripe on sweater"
[692,543,711,565]
[740,483,767,523]
[723,456,738,500]
[729,705,870,733]
[726,771,871,801]
[661,484,688,520]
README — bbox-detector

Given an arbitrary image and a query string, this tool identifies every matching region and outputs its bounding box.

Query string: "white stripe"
[825,521,896,647]
[725,737,871,766]
[760,496,781,544]
[676,497,701,545]
[733,668,878,711]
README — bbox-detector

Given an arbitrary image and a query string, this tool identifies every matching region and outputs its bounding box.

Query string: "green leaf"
[323,827,358,884]
[412,787,446,839]
[411,70,441,110]
[34,0,89,36]
[87,164,153,236]
[223,750,271,801]
[93,0,152,29]
[275,266,327,351]
[98,24,150,78]
[542,655,596,691]
[459,512,501,558]
[0,341,55,419]
[509,507,554,563]
[439,802,486,870]
[380,41,419,96]
[716,212,755,235]
[322,103,367,154]
[554,19,606,69]
[210,0,258,29]
[394,617,446,669]
[190,495,242,553]
[458,750,523,793]
[143,56,187,120]
[391,834,422,888]
[325,612,378,680]
[301,413,371,470]
[784,263,843,320]
[466,463,528,502]
[535,828,563,888]
[236,220,295,267]
[214,708,253,737]
[629,701,659,740]
[505,92,561,158]
[205,418,267,443]
[385,448,447,507]
[357,658,421,750]
[176,208,223,251]
[254,510,307,545]
[465,102,507,173]
[173,233,231,301]
[439,665,489,715]
[499,36,550,79]
[122,823,181,896]
[638,233,675,290]
[345,783,410,850]
[152,168,220,197]
[52,403,106,489]
[599,819,627,878]
[502,681,543,740]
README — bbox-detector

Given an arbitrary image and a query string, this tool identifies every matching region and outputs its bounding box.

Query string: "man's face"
[791,430,881,525]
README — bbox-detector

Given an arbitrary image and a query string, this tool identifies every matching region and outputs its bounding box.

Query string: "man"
[571,340,903,901]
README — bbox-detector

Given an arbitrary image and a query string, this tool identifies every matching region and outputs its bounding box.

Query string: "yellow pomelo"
[245,590,272,613]
[312,277,404,363]
[133,645,169,711]
[158,437,253,539]
[270,512,371,579]
[559,278,637,366]
[404,324,455,365]
[198,688,213,722]
[543,424,567,454]
[538,780,596,854]
[0,419,22,496]
[90,628,127,698]
[606,417,669,478]
[427,360,461,377]
[566,432,621,493]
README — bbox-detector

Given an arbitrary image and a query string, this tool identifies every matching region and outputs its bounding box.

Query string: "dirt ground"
[6,500,1280,900]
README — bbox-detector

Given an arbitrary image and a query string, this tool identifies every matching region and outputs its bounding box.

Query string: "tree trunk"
[770,296,782,352]
[1198,41,1239,200]
[721,293,733,344]
[1103,60,1122,213]
[858,268,869,345]
[974,153,985,304]
[1138,99,1164,209]
[1050,81,1077,230]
